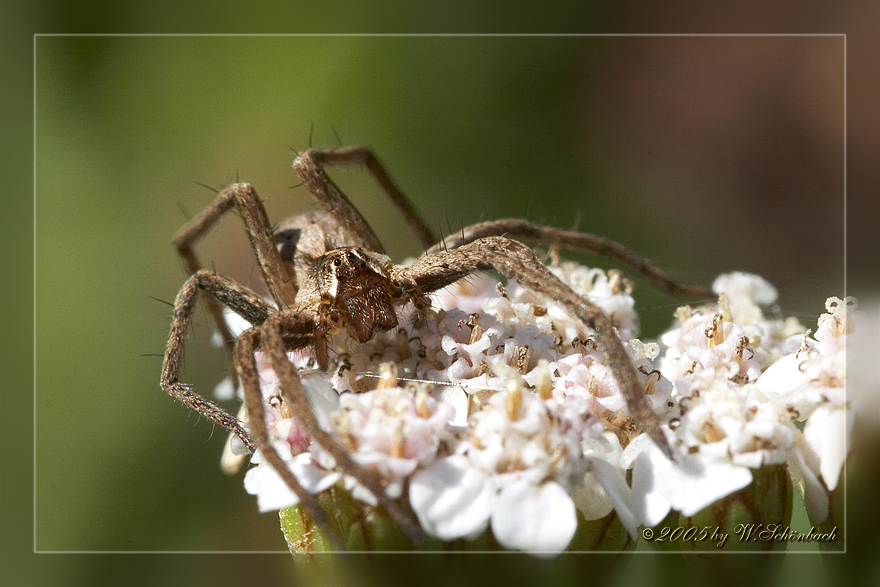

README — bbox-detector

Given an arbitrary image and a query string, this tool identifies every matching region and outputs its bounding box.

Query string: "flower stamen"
[706,313,725,347]
[506,378,523,421]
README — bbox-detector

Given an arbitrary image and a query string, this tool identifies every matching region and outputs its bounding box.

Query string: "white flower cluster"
[756,295,857,520]
[224,264,856,555]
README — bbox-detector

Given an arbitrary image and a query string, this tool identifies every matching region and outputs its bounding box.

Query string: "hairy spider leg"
[258,311,429,547]
[428,219,714,299]
[398,236,676,461]
[294,147,437,253]
[173,183,299,383]
[161,270,275,453]
[234,326,348,552]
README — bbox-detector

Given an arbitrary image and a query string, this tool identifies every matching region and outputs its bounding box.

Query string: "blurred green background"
[7,1,873,585]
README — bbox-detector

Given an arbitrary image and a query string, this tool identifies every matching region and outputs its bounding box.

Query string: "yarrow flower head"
[218,264,856,555]
[409,370,628,555]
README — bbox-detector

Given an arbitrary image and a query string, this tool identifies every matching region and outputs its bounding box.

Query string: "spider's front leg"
[399,236,676,461]
[160,270,275,453]
[258,311,429,547]
[233,324,348,552]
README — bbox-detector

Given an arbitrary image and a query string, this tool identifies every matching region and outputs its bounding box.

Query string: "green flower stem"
[568,510,636,552]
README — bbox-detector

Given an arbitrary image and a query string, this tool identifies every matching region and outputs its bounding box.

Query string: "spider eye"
[346,252,357,263]
[333,257,342,267]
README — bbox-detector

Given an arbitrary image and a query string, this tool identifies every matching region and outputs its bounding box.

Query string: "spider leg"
[161,270,275,452]
[260,311,429,546]
[175,183,298,308]
[426,218,713,299]
[294,147,437,253]
[234,326,348,552]
[398,236,676,460]
[172,183,299,380]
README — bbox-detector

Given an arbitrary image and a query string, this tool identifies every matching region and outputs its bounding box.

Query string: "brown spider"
[160,146,713,549]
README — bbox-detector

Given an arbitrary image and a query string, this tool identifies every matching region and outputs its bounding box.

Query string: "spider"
[160,146,713,549]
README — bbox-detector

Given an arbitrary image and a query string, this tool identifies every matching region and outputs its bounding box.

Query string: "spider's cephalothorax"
[312,247,401,369]
[161,145,714,549]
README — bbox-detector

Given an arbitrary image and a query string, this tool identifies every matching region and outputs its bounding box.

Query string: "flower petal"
[792,448,829,522]
[631,450,672,527]
[432,385,469,427]
[586,456,639,539]
[633,444,753,520]
[244,452,340,513]
[408,456,494,541]
[571,472,614,521]
[289,452,341,494]
[755,353,808,396]
[804,404,852,491]
[244,464,300,513]
[490,480,577,556]
[300,374,340,431]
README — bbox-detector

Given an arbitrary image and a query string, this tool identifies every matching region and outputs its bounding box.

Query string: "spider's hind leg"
[428,218,713,299]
